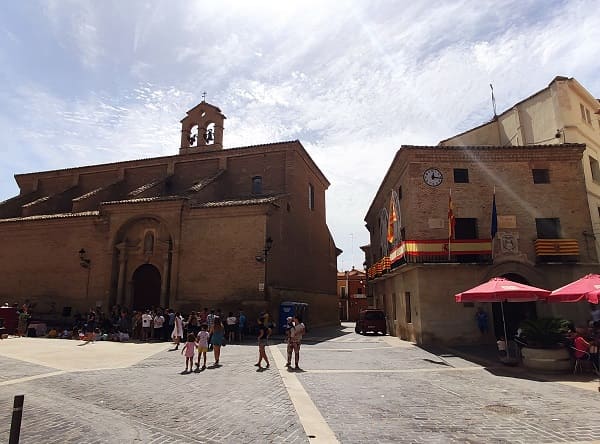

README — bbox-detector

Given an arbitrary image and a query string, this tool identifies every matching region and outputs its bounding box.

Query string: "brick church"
[0,100,338,326]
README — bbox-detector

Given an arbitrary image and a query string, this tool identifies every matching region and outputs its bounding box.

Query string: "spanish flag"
[448,191,455,240]
[387,195,397,244]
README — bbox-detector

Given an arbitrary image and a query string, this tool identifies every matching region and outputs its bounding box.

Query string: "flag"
[448,191,455,240]
[490,189,498,239]
[387,195,397,244]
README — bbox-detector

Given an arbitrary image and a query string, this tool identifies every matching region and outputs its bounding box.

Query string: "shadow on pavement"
[421,343,600,386]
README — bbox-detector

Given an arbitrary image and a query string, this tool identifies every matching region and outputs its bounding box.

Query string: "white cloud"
[1,0,600,270]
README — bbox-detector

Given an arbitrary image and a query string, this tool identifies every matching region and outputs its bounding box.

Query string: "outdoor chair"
[571,347,597,374]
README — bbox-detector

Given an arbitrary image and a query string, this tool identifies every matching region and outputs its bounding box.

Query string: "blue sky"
[1,0,599,270]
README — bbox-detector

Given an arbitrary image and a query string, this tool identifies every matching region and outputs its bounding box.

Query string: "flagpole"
[491,186,497,263]
[448,189,452,261]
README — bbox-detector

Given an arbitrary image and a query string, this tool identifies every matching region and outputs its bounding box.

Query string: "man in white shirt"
[141,311,153,342]
[153,312,165,341]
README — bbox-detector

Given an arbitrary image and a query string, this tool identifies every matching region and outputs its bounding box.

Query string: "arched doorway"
[491,273,538,339]
[132,264,161,310]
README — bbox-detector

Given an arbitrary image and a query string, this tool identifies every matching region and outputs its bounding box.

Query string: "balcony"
[367,239,492,278]
[534,239,579,262]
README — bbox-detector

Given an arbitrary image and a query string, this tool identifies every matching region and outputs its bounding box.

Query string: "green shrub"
[518,317,570,349]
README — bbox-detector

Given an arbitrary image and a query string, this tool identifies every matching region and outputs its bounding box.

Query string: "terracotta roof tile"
[0,211,99,223]
[102,196,186,205]
[192,195,284,208]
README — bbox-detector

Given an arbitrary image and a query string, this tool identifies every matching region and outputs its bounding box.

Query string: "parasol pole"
[501,300,510,359]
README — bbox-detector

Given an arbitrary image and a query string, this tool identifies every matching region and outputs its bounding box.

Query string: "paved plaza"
[1,324,600,443]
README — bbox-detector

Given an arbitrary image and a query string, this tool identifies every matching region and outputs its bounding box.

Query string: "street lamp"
[78,249,91,300]
[256,237,273,300]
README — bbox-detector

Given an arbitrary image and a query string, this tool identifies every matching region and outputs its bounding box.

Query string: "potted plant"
[518,317,572,372]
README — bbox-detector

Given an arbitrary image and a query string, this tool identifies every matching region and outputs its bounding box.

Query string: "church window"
[252,176,263,195]
[308,183,315,210]
[532,169,550,184]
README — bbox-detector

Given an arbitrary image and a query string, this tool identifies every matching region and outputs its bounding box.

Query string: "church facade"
[0,101,338,326]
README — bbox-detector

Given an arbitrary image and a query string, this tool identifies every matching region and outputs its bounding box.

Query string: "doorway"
[491,273,538,339]
[132,264,161,310]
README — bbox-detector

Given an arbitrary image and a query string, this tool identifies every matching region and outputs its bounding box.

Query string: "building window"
[453,168,469,183]
[581,103,592,124]
[536,218,561,239]
[398,186,403,200]
[252,176,262,194]
[357,287,363,294]
[590,157,600,182]
[404,292,412,324]
[597,206,600,218]
[308,183,315,210]
[532,169,550,184]
[340,286,346,298]
[455,218,478,239]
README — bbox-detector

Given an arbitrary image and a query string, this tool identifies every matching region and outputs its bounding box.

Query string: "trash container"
[278,302,309,334]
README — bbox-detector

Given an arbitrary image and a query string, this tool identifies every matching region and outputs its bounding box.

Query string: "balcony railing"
[367,239,492,278]
[534,238,579,261]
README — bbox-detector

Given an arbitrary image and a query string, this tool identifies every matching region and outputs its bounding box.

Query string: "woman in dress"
[209,317,225,365]
[171,312,184,350]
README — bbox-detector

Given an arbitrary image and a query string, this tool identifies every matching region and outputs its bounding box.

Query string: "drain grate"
[485,404,520,414]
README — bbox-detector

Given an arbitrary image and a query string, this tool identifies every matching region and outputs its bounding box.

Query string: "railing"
[367,239,492,278]
[534,238,579,261]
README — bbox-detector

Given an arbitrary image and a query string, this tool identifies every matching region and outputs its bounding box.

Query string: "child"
[196,324,210,370]
[181,333,197,373]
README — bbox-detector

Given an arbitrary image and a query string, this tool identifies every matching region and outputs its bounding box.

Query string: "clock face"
[423,168,443,187]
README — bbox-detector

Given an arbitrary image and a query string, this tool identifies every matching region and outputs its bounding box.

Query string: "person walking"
[172,312,184,349]
[286,315,305,370]
[226,311,237,343]
[181,333,197,373]
[195,324,210,370]
[209,317,225,366]
[254,317,271,369]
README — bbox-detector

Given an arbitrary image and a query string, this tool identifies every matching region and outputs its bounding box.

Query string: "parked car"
[355,309,386,335]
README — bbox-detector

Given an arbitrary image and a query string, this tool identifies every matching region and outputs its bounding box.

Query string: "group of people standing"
[180,313,306,373]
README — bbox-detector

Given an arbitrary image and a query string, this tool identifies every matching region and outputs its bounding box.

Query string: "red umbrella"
[455,277,550,361]
[455,277,551,303]
[548,274,600,304]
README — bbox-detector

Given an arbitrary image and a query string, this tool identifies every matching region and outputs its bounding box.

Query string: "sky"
[1,0,599,271]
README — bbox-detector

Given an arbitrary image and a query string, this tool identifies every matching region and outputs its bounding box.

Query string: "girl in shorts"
[195,324,210,370]
[181,333,197,373]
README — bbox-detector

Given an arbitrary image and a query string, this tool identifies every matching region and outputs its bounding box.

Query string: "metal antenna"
[490,84,497,118]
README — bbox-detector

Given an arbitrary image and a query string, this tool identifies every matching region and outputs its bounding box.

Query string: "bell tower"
[179,98,226,154]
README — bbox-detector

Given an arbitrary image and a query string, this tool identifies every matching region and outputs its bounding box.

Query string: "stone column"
[161,252,170,308]
[116,244,127,306]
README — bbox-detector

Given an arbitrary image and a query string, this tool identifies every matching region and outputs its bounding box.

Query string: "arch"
[110,215,174,309]
[482,260,546,288]
[485,263,540,339]
[132,264,161,310]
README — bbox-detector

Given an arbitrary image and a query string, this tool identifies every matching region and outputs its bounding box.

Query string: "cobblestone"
[1,327,600,443]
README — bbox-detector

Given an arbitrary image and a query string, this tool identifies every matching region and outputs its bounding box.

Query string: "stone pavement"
[1,325,600,443]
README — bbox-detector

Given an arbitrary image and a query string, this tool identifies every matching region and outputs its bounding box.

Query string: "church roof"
[0,210,99,223]
[192,195,286,208]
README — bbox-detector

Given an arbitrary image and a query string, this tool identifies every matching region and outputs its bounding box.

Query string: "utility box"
[0,305,18,335]
[278,301,308,334]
